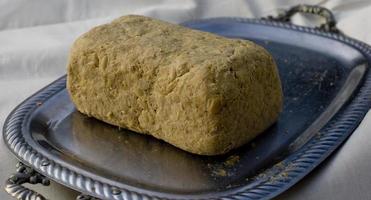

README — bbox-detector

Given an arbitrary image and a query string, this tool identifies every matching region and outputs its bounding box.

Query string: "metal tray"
[4,5,371,200]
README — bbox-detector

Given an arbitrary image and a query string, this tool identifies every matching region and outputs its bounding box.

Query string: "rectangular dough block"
[67,15,283,155]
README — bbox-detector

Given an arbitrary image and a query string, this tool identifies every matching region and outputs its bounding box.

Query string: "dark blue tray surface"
[3,18,371,200]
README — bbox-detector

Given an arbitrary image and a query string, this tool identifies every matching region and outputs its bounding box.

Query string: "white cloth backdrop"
[1,0,371,199]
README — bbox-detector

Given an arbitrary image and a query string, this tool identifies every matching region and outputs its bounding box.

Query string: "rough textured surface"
[67,15,283,155]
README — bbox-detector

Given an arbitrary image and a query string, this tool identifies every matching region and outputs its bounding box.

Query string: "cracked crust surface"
[67,15,283,155]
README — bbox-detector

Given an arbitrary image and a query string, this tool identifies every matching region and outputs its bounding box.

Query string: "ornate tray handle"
[265,4,342,34]
[5,162,100,200]
[5,162,50,200]
[76,194,101,200]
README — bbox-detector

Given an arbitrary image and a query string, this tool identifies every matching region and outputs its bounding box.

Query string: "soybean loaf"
[67,15,283,155]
